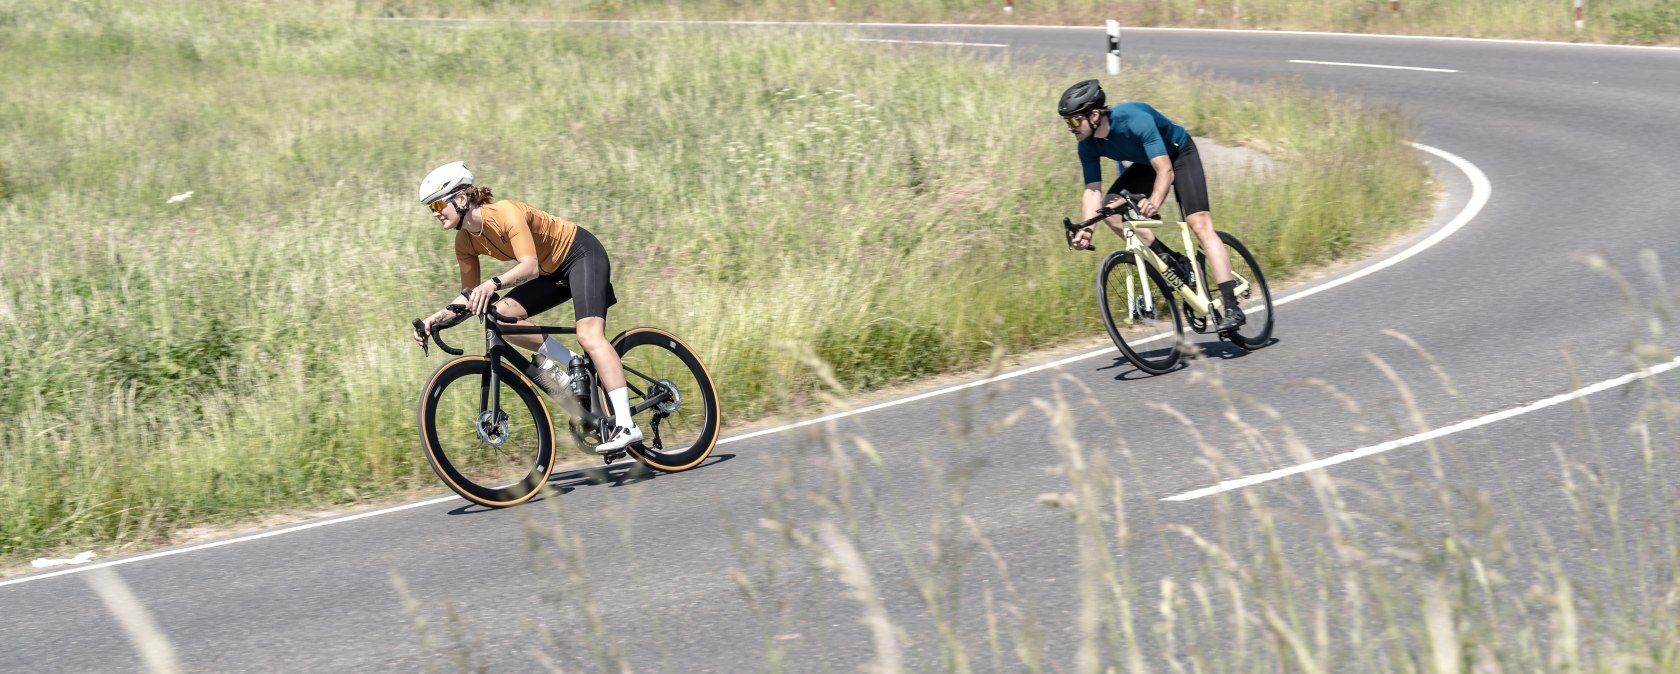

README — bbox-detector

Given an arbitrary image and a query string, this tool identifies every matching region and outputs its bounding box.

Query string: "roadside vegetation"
[385,0,1680,45]
[0,0,1427,562]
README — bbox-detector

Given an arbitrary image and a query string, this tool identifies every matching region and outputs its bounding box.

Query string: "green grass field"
[0,1,1427,561]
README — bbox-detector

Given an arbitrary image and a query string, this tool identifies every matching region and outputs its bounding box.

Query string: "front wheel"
[1097,250,1187,376]
[418,356,556,508]
[610,328,721,472]
[1211,231,1274,350]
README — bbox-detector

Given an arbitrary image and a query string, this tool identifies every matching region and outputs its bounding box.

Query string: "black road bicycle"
[412,301,719,507]
[1064,191,1274,375]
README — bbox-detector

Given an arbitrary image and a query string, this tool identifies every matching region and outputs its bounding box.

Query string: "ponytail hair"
[466,185,494,205]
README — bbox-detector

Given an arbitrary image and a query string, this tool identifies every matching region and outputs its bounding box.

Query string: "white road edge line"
[849,37,1007,47]
[1164,357,1680,502]
[371,17,1680,53]
[1092,25,1680,52]
[0,496,460,588]
[1289,59,1458,72]
[371,16,1680,51]
[0,141,1481,588]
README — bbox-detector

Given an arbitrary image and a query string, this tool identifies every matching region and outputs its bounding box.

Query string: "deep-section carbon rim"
[418,357,555,507]
[612,328,720,472]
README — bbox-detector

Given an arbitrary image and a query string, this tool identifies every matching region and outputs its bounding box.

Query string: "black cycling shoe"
[1216,304,1247,332]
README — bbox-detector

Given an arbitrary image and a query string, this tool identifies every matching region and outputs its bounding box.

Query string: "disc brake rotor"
[653,379,682,415]
[476,410,510,447]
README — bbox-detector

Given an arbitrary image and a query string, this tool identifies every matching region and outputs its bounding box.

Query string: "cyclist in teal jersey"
[1060,79,1246,330]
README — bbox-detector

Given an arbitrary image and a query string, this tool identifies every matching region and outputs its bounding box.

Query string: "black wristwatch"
[490,276,504,290]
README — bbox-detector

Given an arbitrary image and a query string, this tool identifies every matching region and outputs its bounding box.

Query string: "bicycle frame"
[480,320,585,431]
[1068,197,1254,322]
[420,304,680,438]
[1118,219,1222,319]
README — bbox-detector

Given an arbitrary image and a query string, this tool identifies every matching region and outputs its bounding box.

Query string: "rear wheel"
[1097,251,1187,376]
[1211,232,1274,350]
[418,357,555,508]
[610,328,720,472]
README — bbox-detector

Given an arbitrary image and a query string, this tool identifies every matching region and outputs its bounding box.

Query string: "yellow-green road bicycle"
[1064,192,1274,375]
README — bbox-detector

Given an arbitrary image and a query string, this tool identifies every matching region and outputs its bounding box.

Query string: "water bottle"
[567,355,592,401]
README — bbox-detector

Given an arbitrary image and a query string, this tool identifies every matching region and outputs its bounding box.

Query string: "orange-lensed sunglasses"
[428,197,452,213]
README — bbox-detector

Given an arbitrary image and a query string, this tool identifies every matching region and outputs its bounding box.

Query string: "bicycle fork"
[475,366,511,447]
[475,328,517,447]
[1126,263,1157,321]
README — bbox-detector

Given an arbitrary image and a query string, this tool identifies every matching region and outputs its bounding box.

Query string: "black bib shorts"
[503,226,618,322]
[1107,136,1211,217]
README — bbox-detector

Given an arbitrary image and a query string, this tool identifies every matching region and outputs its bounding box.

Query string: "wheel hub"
[477,410,510,447]
[1129,296,1155,321]
[654,379,682,415]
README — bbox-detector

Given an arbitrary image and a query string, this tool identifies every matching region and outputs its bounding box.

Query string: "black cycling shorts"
[504,226,618,322]
[1108,136,1211,217]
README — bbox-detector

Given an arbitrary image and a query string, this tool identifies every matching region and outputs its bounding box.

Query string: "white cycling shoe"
[595,424,643,454]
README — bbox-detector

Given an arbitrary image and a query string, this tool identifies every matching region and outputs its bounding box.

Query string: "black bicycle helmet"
[1057,79,1106,117]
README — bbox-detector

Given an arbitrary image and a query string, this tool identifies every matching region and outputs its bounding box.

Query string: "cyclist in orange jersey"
[411,161,643,453]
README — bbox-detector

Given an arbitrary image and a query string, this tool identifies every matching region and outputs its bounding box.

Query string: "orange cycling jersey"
[454,200,580,280]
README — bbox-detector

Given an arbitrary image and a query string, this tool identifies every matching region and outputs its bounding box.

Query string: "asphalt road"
[5,23,1680,673]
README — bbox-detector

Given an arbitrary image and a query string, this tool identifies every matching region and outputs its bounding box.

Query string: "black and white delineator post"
[1106,20,1120,75]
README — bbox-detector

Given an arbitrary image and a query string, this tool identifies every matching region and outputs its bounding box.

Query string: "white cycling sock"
[538,337,575,364]
[607,387,636,429]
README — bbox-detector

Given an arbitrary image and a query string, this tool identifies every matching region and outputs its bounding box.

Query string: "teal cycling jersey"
[1076,102,1191,185]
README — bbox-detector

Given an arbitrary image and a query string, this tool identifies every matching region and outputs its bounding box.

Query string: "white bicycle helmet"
[418,161,473,204]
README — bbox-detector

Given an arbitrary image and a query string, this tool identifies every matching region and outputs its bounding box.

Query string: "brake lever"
[412,318,430,357]
[1063,216,1096,251]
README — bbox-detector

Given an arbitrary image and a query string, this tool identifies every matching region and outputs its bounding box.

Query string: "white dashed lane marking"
[1290,59,1459,72]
